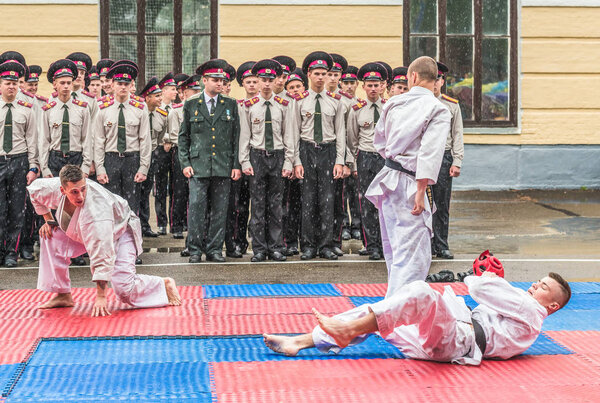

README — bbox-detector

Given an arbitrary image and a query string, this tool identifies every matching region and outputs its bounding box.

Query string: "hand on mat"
[92,295,111,317]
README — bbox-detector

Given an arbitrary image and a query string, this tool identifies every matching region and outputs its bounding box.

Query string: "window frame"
[100,0,218,87]
[403,0,518,128]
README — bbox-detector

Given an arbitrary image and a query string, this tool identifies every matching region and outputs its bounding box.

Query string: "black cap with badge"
[251,59,283,79]
[196,59,229,79]
[302,51,334,74]
[96,59,115,77]
[330,53,348,73]
[358,62,388,82]
[174,73,190,88]
[436,61,449,78]
[391,66,408,83]
[236,61,256,86]
[286,68,308,89]
[139,76,161,98]
[0,60,26,81]
[27,65,42,82]
[66,52,93,73]
[272,55,296,76]
[47,59,79,83]
[106,60,138,82]
[341,65,359,82]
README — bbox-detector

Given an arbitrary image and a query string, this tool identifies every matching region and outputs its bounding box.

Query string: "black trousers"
[299,140,336,252]
[357,150,385,253]
[432,150,454,252]
[248,148,285,254]
[332,178,346,248]
[188,176,231,256]
[344,175,361,231]
[139,150,156,232]
[169,145,188,233]
[104,152,141,213]
[282,178,302,248]
[225,174,250,253]
[153,147,172,229]
[0,154,28,259]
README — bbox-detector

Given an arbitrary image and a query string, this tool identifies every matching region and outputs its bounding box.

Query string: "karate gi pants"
[312,281,475,364]
[37,228,168,308]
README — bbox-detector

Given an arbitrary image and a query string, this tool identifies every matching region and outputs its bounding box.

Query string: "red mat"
[334,282,468,297]
[206,313,317,336]
[205,297,354,316]
[546,331,600,366]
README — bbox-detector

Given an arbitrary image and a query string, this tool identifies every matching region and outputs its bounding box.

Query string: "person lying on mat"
[264,265,571,366]
[28,164,182,317]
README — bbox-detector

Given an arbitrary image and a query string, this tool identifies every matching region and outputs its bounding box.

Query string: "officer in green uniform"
[179,59,241,263]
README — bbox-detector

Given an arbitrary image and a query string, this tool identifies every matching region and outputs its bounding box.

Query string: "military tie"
[373,103,380,125]
[3,103,13,153]
[71,91,78,99]
[264,100,274,151]
[149,112,153,134]
[117,104,126,153]
[314,93,323,143]
[61,104,70,153]
[208,98,215,115]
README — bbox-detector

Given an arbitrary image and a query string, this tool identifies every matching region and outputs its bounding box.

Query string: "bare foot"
[312,308,353,348]
[263,333,303,356]
[164,277,182,306]
[38,293,74,309]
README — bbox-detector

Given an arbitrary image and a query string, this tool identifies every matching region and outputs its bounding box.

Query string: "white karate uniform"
[366,87,451,297]
[312,276,547,366]
[27,178,168,308]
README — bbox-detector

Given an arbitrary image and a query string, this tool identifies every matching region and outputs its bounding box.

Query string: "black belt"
[0,152,27,162]
[51,150,82,158]
[472,318,487,355]
[106,151,140,158]
[251,147,284,157]
[301,139,335,149]
[385,158,415,177]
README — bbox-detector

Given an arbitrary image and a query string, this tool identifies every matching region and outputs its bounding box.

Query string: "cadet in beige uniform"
[290,51,346,261]
[96,59,115,97]
[272,55,296,100]
[0,60,38,267]
[239,59,294,262]
[65,52,98,120]
[389,67,409,96]
[432,61,464,260]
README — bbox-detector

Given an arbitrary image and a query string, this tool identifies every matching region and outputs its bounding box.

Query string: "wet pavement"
[1,189,599,290]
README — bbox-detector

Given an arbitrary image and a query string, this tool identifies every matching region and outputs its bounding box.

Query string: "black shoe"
[319,249,338,260]
[358,247,370,256]
[239,245,248,255]
[269,251,287,261]
[457,269,474,282]
[157,226,167,236]
[135,257,143,265]
[189,254,202,263]
[142,229,158,238]
[351,229,362,240]
[20,249,35,261]
[172,232,184,239]
[436,250,454,260]
[301,248,317,260]
[206,253,226,262]
[332,246,344,257]
[4,253,17,268]
[426,270,455,283]
[251,252,267,262]
[226,249,243,258]
[71,256,86,266]
[180,248,190,257]
[341,228,351,241]
[369,250,382,260]
[284,246,299,256]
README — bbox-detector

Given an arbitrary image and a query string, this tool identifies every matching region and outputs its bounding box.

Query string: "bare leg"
[312,308,379,349]
[164,277,182,306]
[263,333,314,356]
[38,292,75,309]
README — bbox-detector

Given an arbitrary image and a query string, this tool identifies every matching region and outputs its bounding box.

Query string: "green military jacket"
[178,93,241,178]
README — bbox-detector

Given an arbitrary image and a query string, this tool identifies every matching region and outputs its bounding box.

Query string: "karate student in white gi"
[365,56,451,298]
[28,164,182,317]
[264,271,571,366]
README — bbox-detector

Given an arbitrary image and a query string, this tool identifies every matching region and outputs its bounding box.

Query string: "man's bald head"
[407,56,438,83]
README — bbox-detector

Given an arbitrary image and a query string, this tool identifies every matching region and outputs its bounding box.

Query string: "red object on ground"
[473,250,504,277]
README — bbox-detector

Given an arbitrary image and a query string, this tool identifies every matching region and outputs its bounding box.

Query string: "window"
[403,0,517,127]
[100,0,218,87]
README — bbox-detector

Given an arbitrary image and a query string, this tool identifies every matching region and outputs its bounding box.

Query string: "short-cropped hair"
[407,56,438,82]
[59,164,84,186]
[549,272,571,308]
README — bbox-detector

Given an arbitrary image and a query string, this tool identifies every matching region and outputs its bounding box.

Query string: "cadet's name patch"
[352,100,367,111]
[244,97,260,108]
[295,91,310,100]
[339,90,353,99]
[129,99,145,109]
[21,89,34,98]
[36,94,49,103]
[72,99,88,108]
[171,103,183,109]
[42,101,57,111]
[156,107,168,116]
[130,94,145,103]
[17,100,33,108]
[274,96,289,106]
[326,91,341,100]
[441,94,459,104]
[99,100,114,109]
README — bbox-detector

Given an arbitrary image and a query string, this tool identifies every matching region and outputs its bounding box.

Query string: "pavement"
[1,189,599,290]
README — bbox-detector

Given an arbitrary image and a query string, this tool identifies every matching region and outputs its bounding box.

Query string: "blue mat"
[203,283,342,298]
[523,333,573,355]
[0,364,19,397]
[542,310,600,331]
[511,281,600,294]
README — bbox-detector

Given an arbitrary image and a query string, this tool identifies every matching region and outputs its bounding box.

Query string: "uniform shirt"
[346,97,384,156]
[238,94,294,172]
[28,177,144,283]
[336,90,356,115]
[39,98,93,176]
[166,103,184,146]
[0,98,38,168]
[93,99,152,176]
[149,106,168,149]
[287,89,346,166]
[438,94,464,168]
[465,275,547,360]
[73,88,98,120]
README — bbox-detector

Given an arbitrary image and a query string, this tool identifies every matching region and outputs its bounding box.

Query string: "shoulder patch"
[52,91,58,98]
[244,97,260,108]
[42,101,57,111]
[237,99,244,105]
[98,99,114,109]
[338,90,353,99]
[326,91,342,100]
[171,103,183,109]
[441,94,459,104]
[295,90,310,100]
[156,107,168,117]
[36,94,49,103]
[352,100,367,111]
[81,90,96,99]
[274,96,289,106]
[129,99,145,110]
[17,100,33,108]
[130,93,145,103]
[72,99,88,108]
[285,91,296,100]
[21,89,34,98]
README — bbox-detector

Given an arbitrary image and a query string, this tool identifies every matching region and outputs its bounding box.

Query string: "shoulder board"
[42,101,57,111]
[326,91,341,100]
[97,94,112,102]
[273,96,289,106]
[52,91,58,98]
[441,94,459,104]
[244,97,260,108]
[285,91,296,99]
[81,90,96,99]
[156,107,168,117]
[21,89,34,98]
[36,94,49,103]
[17,100,33,108]
[381,98,388,104]
[237,99,244,105]
[130,93,145,103]
[72,99,88,108]
[171,103,183,109]
[352,100,367,111]
[295,91,310,100]
[338,90,353,99]
[129,99,145,109]
[98,99,114,109]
